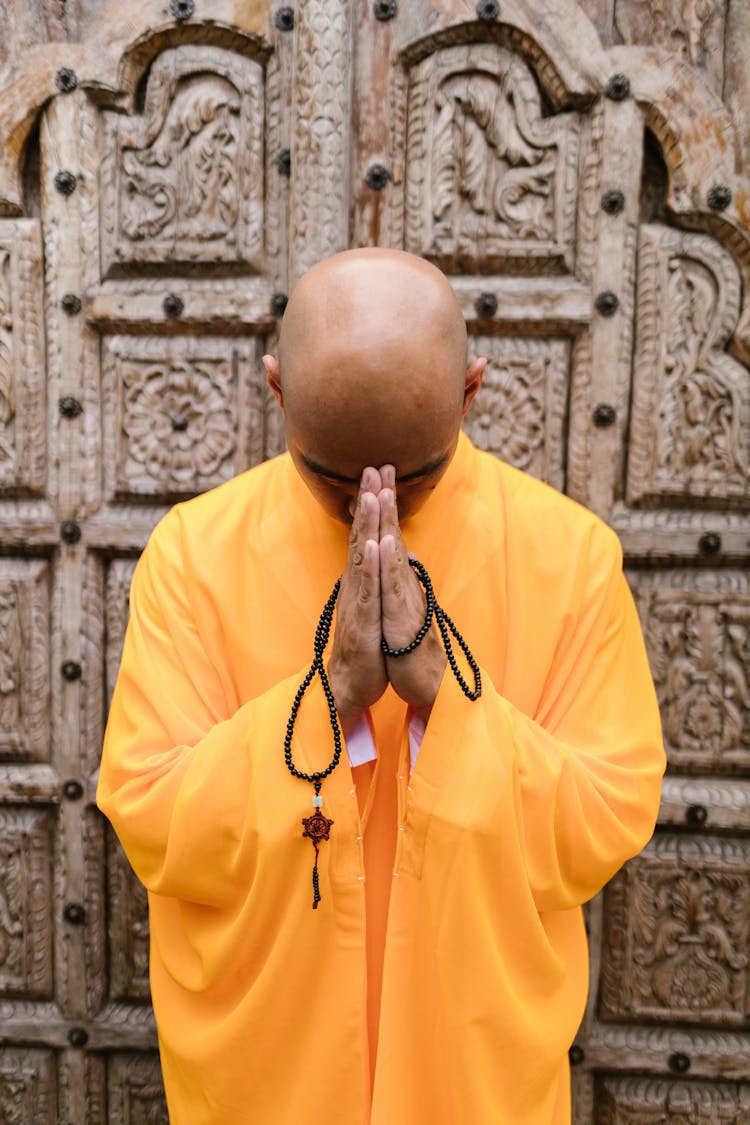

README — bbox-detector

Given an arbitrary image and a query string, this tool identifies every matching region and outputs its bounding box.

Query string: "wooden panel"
[403,41,580,275]
[100,45,265,277]
[600,834,750,1026]
[102,335,264,502]
[0,560,50,763]
[628,224,748,511]
[594,1074,750,1123]
[463,336,570,490]
[0,806,54,998]
[0,1,748,1120]
[0,221,46,494]
[0,1047,57,1124]
[630,569,750,776]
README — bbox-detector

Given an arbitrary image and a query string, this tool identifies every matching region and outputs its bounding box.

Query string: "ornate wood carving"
[628,224,749,509]
[629,569,749,775]
[462,336,568,489]
[105,559,136,706]
[659,776,750,833]
[404,42,580,274]
[0,807,54,998]
[289,0,352,282]
[107,1052,168,1124]
[100,45,264,276]
[0,1047,56,1125]
[0,560,50,763]
[107,827,151,1004]
[0,221,45,495]
[595,1073,750,1123]
[586,1021,750,1080]
[600,834,750,1026]
[612,0,727,96]
[103,336,263,501]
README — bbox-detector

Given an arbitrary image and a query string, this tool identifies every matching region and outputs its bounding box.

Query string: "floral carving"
[101,46,264,272]
[433,74,554,238]
[121,76,241,244]
[105,337,263,501]
[406,43,579,272]
[462,337,568,489]
[628,225,749,508]
[122,359,235,489]
[601,836,750,1025]
[631,571,750,773]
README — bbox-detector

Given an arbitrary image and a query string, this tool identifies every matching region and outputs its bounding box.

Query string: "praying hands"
[328,466,447,735]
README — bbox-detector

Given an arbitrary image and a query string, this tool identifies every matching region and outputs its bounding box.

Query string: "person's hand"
[378,466,446,716]
[328,468,388,735]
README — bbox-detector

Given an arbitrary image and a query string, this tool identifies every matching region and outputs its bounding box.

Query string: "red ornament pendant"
[302,810,334,909]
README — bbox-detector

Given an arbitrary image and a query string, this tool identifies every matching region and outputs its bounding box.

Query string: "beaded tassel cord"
[284,557,481,909]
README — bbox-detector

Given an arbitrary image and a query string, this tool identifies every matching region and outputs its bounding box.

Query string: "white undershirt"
[346,710,426,772]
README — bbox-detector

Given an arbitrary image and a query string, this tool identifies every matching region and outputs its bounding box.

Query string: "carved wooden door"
[0,1,748,1121]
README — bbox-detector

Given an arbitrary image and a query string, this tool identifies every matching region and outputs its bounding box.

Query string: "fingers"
[348,467,381,570]
[377,485,406,557]
[380,464,395,490]
[358,537,381,622]
[379,533,403,597]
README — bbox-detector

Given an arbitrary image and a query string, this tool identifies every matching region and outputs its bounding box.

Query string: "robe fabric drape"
[98,433,665,1125]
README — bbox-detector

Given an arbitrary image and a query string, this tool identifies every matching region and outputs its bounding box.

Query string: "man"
[98,249,665,1124]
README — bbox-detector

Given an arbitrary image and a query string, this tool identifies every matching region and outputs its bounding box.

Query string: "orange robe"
[97,434,665,1124]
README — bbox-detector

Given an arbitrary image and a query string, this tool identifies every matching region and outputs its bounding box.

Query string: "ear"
[462,356,486,417]
[263,354,284,411]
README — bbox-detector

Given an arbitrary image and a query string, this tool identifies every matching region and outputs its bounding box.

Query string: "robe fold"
[98,433,665,1124]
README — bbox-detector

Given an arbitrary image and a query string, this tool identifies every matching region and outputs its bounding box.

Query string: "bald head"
[265,249,484,522]
[279,248,467,408]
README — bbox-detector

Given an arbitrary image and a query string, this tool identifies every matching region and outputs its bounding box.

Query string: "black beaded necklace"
[284,557,481,908]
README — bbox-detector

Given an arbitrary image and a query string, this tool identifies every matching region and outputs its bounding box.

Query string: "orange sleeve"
[97,511,329,907]
[422,535,665,914]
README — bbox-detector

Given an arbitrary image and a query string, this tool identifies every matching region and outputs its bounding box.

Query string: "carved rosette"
[462,337,568,489]
[0,1048,57,1125]
[107,1052,168,1124]
[629,569,750,774]
[600,834,750,1026]
[628,224,749,509]
[0,560,50,762]
[0,222,46,494]
[595,1073,750,1122]
[104,336,263,500]
[0,808,54,999]
[101,46,264,274]
[405,43,580,273]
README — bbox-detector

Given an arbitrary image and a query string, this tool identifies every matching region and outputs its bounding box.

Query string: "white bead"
[312,795,323,807]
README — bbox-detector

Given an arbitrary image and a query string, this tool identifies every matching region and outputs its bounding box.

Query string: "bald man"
[98,249,665,1125]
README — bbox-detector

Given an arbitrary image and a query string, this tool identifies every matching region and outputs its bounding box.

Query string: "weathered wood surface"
[0,0,748,1120]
